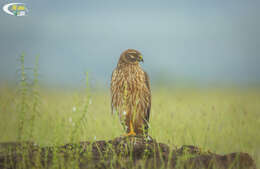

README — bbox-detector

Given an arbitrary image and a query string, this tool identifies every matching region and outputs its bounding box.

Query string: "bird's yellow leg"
[124,121,136,136]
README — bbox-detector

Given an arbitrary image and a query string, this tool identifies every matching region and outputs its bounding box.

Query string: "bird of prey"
[110,49,151,136]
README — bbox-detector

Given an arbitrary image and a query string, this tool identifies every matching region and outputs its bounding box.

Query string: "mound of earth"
[0,136,256,169]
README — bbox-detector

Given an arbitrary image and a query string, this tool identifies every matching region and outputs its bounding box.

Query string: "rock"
[0,136,256,169]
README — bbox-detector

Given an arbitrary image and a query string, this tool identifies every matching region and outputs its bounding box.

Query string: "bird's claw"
[124,131,136,137]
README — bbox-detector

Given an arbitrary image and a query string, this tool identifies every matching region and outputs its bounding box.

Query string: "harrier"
[110,49,151,136]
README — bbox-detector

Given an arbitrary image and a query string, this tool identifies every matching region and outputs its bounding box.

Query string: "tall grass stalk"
[29,55,40,140]
[17,53,28,141]
[70,72,91,142]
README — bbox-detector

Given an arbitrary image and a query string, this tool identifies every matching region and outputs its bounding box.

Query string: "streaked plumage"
[110,49,151,136]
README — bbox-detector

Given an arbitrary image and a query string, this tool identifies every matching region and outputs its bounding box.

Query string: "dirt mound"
[0,136,256,169]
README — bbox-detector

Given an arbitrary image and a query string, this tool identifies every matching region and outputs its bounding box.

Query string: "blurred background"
[0,0,259,88]
[0,1,260,167]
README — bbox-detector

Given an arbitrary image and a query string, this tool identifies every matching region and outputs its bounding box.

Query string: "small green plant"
[28,55,40,140]
[16,53,29,141]
[70,72,91,143]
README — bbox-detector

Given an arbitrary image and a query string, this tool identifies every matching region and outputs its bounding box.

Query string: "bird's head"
[118,49,143,65]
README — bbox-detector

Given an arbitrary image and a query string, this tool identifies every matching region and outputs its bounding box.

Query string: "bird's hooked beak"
[138,55,144,62]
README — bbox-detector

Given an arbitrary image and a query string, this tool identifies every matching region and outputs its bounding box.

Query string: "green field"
[0,85,259,167]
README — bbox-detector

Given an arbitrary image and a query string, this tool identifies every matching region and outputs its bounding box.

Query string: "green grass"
[0,86,259,167]
[0,55,259,168]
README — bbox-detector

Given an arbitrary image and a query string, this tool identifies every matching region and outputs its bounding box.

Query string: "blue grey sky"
[0,0,259,87]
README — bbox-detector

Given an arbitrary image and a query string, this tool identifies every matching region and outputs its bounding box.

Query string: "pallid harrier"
[110,49,151,136]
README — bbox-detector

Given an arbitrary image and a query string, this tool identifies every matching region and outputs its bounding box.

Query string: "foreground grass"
[0,86,259,168]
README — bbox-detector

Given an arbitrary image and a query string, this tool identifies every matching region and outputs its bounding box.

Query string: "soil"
[0,136,256,169]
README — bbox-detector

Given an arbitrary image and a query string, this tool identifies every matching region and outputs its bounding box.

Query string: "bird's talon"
[124,131,136,137]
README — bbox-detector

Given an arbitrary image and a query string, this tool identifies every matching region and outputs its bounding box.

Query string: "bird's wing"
[144,71,151,91]
[110,69,117,115]
[144,71,151,122]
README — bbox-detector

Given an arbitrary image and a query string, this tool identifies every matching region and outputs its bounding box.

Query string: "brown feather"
[110,49,151,135]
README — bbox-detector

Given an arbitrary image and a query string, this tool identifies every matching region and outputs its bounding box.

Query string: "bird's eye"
[129,54,135,59]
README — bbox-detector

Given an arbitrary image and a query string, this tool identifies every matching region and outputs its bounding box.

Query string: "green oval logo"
[3,3,28,16]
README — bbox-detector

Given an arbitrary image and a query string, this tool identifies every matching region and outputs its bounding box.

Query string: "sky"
[0,0,259,88]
